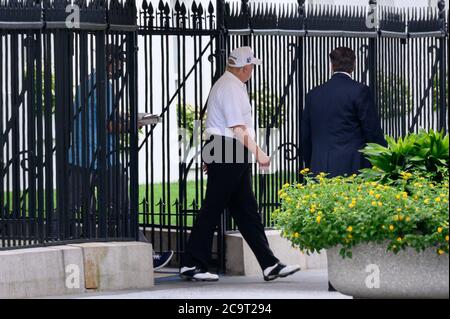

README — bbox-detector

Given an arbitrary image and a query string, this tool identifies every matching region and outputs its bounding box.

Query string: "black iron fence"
[1,0,448,273]
[0,0,139,250]
[137,0,448,271]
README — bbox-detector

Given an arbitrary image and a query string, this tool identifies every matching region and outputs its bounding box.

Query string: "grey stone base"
[0,242,154,299]
[225,229,327,275]
[140,228,327,274]
[327,242,449,299]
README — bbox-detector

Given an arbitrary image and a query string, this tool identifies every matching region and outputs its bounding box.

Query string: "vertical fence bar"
[438,0,447,132]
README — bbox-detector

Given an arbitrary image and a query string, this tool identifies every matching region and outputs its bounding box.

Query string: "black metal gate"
[137,0,448,273]
[1,0,448,274]
[1,0,139,250]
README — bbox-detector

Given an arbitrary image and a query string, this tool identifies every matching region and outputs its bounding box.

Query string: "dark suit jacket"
[301,73,386,177]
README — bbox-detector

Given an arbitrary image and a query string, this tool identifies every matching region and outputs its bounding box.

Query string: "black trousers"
[183,136,279,271]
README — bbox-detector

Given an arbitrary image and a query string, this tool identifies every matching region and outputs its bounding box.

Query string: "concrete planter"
[327,242,449,299]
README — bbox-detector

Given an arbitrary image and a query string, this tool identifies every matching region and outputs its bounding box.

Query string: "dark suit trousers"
[183,143,279,271]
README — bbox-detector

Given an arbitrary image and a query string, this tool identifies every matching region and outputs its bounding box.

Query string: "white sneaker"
[263,263,301,281]
[180,266,219,282]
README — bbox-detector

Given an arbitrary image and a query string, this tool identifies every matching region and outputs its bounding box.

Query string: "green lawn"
[2,171,296,227]
[137,171,296,226]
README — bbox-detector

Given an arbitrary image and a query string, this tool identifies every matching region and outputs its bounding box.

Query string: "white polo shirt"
[204,71,255,140]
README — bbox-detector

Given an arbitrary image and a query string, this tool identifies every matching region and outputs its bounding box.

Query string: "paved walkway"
[56,269,350,299]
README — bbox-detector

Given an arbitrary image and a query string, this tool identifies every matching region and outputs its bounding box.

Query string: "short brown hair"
[329,47,356,73]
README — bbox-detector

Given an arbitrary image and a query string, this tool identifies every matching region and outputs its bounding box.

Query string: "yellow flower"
[316,216,322,224]
[438,227,443,233]
[397,208,402,212]
[283,183,290,189]
[400,172,413,180]
[348,203,355,208]
[405,216,411,222]
[300,168,310,175]
[375,194,381,199]
[435,197,441,202]
[347,226,353,232]
[294,232,300,238]
[445,235,449,242]
[371,201,377,207]
[310,207,316,213]
[397,237,402,242]
[378,201,383,207]
[389,225,395,231]
[438,249,445,255]
[347,234,353,239]
[424,198,430,204]
[396,195,401,200]
[296,184,303,189]
[399,215,404,222]
[394,215,399,222]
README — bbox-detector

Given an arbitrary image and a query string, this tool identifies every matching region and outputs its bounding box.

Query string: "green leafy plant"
[27,69,56,115]
[378,72,412,119]
[273,170,449,258]
[360,129,449,183]
[432,72,449,112]
[250,85,284,128]
[177,104,205,139]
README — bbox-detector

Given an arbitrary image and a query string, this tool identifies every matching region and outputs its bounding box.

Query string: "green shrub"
[250,85,284,128]
[177,104,205,139]
[378,72,412,119]
[360,129,449,183]
[273,170,449,258]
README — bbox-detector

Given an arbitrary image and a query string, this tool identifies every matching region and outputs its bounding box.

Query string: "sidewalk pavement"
[50,269,351,299]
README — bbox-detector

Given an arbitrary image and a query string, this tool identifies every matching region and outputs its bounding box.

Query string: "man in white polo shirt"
[180,47,301,282]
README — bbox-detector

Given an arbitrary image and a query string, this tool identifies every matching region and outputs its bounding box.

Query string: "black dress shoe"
[180,266,219,282]
[328,281,337,292]
[263,263,301,281]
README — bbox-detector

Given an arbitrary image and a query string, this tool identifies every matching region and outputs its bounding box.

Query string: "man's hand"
[257,151,271,168]
[232,125,271,169]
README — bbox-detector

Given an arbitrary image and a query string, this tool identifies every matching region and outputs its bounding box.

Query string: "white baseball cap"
[227,46,262,68]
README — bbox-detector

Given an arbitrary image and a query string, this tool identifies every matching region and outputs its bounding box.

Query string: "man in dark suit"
[301,47,386,178]
[301,47,386,292]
